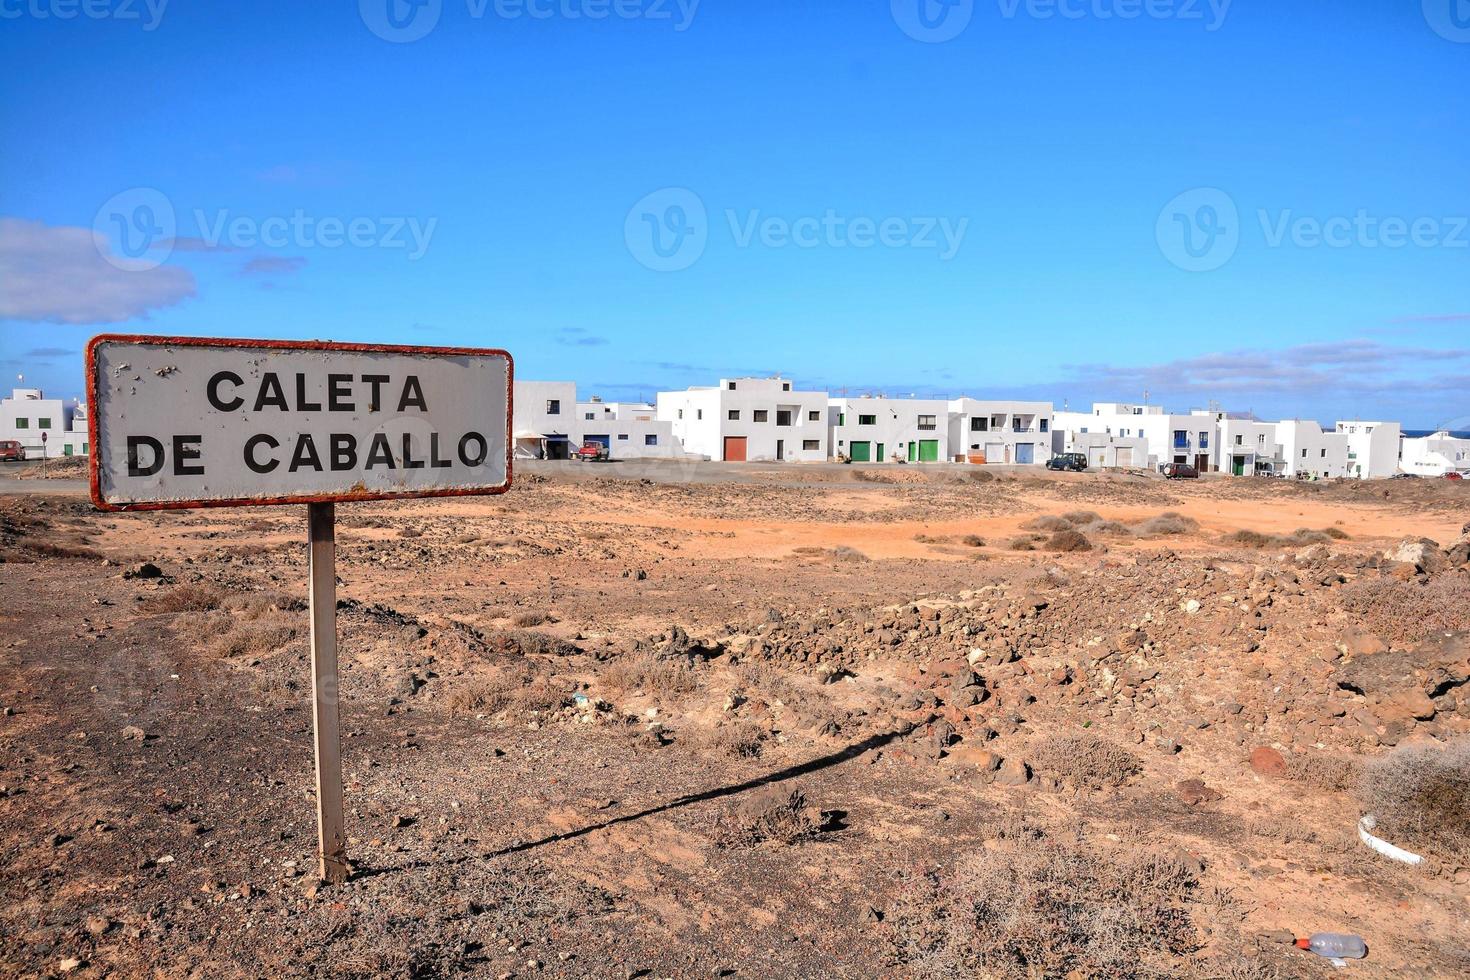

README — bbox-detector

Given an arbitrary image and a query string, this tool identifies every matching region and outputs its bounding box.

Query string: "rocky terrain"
[1,464,1468,978]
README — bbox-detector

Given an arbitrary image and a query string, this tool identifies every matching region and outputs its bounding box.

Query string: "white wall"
[1055,429,1150,469]
[1058,404,1217,471]
[948,398,1054,465]
[1215,418,1283,475]
[1335,420,1402,479]
[1400,432,1470,476]
[1276,420,1350,478]
[657,378,828,462]
[575,400,685,459]
[828,397,949,462]
[0,388,81,456]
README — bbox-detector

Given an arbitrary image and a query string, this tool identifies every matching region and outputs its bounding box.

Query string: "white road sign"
[87,335,512,510]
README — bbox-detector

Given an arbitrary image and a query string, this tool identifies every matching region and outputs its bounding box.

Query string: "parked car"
[0,440,25,462]
[1390,472,1420,480]
[1446,472,1464,481]
[572,441,609,462]
[1045,452,1088,472]
[1161,462,1199,479]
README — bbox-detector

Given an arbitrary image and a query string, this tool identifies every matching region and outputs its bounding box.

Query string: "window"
[678,409,684,419]
[1012,416,1023,432]
[970,417,987,432]
[645,434,657,446]
[838,413,846,426]
[38,417,51,428]
[802,439,819,450]
[1039,419,1048,433]
[1173,430,1188,448]
[782,382,791,391]
[776,410,792,426]
[1302,449,1308,459]
[584,412,595,420]
[546,400,560,414]
[727,382,737,390]
[858,414,876,425]
[728,410,740,421]
[1320,448,1327,458]
[754,409,769,422]
[1199,431,1209,449]
[697,409,703,420]
[917,415,936,430]
[808,410,820,422]
[14,419,27,429]
[617,434,629,440]
[1234,434,1243,446]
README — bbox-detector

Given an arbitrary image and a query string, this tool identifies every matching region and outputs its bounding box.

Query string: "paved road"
[0,461,87,495]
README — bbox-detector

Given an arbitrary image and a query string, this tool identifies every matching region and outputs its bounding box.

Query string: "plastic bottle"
[1296,933,1367,959]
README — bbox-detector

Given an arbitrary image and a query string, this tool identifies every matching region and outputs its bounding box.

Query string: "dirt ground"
[2,463,1468,979]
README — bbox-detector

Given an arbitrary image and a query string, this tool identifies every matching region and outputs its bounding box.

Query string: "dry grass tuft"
[600,652,699,695]
[1135,512,1199,536]
[1061,510,1103,526]
[1357,739,1470,856]
[485,630,578,657]
[1338,577,1470,642]
[1022,515,1073,532]
[707,721,769,759]
[1029,732,1141,789]
[1044,529,1093,553]
[205,613,302,659]
[510,610,548,628]
[886,834,1203,978]
[140,583,224,614]
[443,674,516,716]
[961,534,986,547]
[1224,529,1276,549]
[1285,753,1360,793]
[714,784,823,846]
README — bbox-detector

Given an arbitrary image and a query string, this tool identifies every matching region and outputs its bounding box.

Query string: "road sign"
[87,334,512,511]
[87,334,514,884]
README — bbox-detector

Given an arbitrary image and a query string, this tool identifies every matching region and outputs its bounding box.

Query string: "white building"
[1055,403,1217,472]
[947,399,1054,465]
[1399,430,1470,477]
[1274,420,1350,478]
[1052,428,1150,469]
[511,381,683,460]
[656,377,828,462]
[1215,416,1284,476]
[0,388,87,457]
[828,396,949,463]
[1335,420,1403,479]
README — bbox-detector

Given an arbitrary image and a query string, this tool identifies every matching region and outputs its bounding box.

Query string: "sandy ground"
[2,463,1468,979]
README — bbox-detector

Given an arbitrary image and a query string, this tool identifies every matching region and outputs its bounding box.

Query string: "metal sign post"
[86,334,513,885]
[307,501,349,882]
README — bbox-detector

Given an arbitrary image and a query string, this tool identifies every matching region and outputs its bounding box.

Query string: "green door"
[849,441,871,462]
[63,445,73,456]
[918,439,939,462]
[876,443,885,462]
[1232,456,1245,477]
[907,442,918,462]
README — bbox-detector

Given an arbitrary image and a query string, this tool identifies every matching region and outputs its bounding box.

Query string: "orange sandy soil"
[1,463,1468,978]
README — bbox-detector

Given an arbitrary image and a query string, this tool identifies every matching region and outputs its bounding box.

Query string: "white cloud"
[0,218,196,324]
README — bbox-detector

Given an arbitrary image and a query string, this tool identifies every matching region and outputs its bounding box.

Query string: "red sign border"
[86,334,514,512]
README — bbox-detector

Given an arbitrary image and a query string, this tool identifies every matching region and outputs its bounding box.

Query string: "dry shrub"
[443,674,515,716]
[486,630,578,657]
[1284,528,1332,545]
[140,583,223,613]
[1045,529,1093,553]
[793,545,869,562]
[1285,753,1359,792]
[707,721,768,759]
[1135,512,1199,536]
[225,591,306,619]
[18,539,102,560]
[206,613,301,659]
[1023,515,1073,532]
[1338,577,1470,642]
[398,527,423,538]
[513,678,572,714]
[961,534,985,547]
[1008,536,1039,552]
[600,652,699,695]
[886,835,1203,979]
[1061,510,1103,526]
[714,785,822,846]
[1357,739,1470,855]
[1224,529,1275,549]
[1088,519,1133,537]
[1323,526,1351,540]
[511,610,548,628]
[1029,732,1141,789]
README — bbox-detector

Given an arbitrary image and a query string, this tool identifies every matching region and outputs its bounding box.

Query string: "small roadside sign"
[87,334,513,884]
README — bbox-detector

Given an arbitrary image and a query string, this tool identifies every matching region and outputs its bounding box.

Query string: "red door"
[723,436,747,462]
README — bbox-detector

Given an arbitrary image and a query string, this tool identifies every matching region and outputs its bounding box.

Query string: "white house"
[1399,430,1470,477]
[0,387,87,457]
[1335,420,1403,479]
[947,398,1054,465]
[513,380,578,459]
[1051,428,1150,469]
[656,377,828,462]
[828,396,949,463]
[575,397,685,459]
[1215,416,1284,476]
[1055,403,1217,472]
[1274,420,1350,478]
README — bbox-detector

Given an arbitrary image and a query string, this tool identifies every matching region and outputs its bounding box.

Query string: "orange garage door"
[723,436,747,461]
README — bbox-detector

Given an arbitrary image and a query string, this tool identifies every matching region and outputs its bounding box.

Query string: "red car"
[572,441,609,462]
[1162,462,1199,479]
[1447,472,1464,481]
[0,440,25,462]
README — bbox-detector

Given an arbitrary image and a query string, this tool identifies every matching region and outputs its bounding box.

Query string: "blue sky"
[2,0,1467,426]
